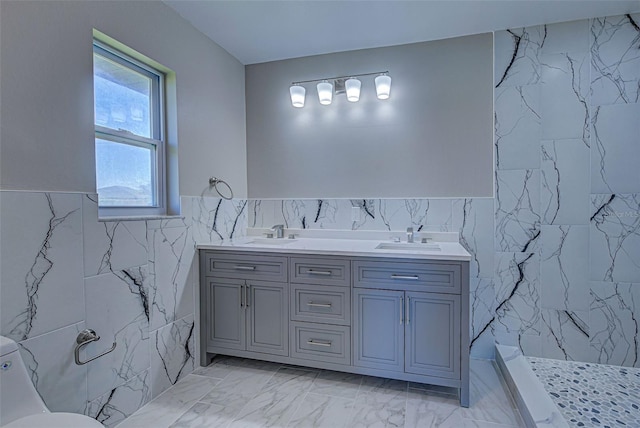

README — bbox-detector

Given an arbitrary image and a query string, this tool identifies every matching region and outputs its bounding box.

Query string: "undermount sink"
[246,238,297,246]
[375,242,441,252]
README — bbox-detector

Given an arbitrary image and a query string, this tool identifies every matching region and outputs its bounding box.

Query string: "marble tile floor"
[116,356,524,428]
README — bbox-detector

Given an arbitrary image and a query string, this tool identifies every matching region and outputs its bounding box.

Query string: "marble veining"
[87,369,151,428]
[495,85,541,171]
[493,252,541,345]
[540,309,590,363]
[540,225,590,312]
[590,282,640,367]
[85,267,150,401]
[20,194,78,339]
[0,191,83,342]
[148,223,195,331]
[453,198,494,280]
[591,104,640,195]
[495,26,546,88]
[591,14,640,106]
[495,169,541,253]
[541,140,590,225]
[151,315,195,398]
[82,194,148,277]
[540,51,590,143]
[192,197,248,242]
[590,194,640,283]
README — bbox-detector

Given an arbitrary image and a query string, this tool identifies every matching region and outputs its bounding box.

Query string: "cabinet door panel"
[406,292,460,379]
[353,288,404,372]
[247,280,289,356]
[208,278,245,350]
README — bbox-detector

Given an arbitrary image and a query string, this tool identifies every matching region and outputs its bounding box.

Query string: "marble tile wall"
[249,13,640,368]
[0,192,247,427]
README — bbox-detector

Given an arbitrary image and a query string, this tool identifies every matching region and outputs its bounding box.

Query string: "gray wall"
[0,0,248,198]
[245,34,493,199]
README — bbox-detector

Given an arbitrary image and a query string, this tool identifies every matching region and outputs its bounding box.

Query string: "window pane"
[96,138,155,207]
[94,52,152,138]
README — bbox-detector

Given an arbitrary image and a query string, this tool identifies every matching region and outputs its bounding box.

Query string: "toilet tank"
[0,336,48,426]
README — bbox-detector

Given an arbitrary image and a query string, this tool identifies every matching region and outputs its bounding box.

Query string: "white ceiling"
[164,0,640,65]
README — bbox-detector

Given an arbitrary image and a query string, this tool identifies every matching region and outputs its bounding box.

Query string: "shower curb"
[495,345,569,428]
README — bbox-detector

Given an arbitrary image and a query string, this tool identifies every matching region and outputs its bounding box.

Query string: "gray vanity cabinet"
[200,249,470,407]
[201,252,289,359]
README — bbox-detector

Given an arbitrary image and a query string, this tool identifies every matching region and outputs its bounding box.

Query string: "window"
[93,41,165,216]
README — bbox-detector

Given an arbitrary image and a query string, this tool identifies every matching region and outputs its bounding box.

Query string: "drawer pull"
[307,302,332,308]
[234,265,256,271]
[306,269,332,276]
[307,339,332,347]
[391,274,419,280]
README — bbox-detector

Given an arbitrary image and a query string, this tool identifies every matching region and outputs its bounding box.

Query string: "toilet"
[0,336,104,428]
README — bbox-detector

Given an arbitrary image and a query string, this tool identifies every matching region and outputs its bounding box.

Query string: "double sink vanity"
[198,230,471,407]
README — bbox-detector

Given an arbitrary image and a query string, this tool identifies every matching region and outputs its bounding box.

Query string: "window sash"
[93,41,166,216]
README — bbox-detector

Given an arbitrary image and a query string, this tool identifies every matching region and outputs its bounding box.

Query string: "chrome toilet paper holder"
[74,329,116,365]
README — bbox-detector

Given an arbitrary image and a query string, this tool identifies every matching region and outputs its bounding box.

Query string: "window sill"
[98,215,184,222]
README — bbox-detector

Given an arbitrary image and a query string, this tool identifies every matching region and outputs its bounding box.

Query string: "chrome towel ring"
[208,177,234,200]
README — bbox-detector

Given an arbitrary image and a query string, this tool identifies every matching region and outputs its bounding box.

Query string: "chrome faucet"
[271,224,285,238]
[406,227,414,243]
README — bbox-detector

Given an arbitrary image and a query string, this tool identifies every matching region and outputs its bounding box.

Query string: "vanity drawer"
[290,257,350,287]
[290,322,351,365]
[291,284,350,326]
[353,260,460,294]
[203,252,287,282]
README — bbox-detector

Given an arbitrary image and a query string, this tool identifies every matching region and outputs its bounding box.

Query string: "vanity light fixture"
[289,70,390,107]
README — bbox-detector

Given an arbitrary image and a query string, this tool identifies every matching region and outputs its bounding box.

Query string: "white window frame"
[93,40,166,217]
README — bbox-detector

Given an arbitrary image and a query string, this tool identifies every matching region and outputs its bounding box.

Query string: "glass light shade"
[289,85,305,108]
[345,78,361,102]
[375,74,392,100]
[317,81,333,105]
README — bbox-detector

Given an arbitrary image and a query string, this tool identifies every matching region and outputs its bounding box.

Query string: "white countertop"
[197,236,471,261]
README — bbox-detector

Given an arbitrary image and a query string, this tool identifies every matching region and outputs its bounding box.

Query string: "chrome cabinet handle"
[391,274,419,280]
[74,329,116,366]
[240,285,244,308]
[306,270,332,276]
[406,296,410,324]
[307,340,332,347]
[307,302,332,308]
[234,265,256,271]
[400,297,404,324]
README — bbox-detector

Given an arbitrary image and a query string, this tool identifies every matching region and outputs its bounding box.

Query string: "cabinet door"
[246,280,289,356]
[207,278,245,351]
[353,288,404,372]
[405,292,460,379]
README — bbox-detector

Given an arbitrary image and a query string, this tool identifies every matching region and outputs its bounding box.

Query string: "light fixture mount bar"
[291,70,389,86]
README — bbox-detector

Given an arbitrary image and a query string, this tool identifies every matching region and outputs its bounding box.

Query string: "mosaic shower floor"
[527,357,640,427]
